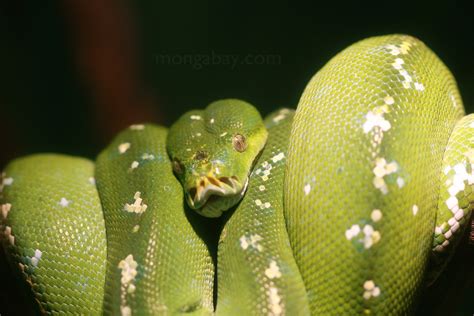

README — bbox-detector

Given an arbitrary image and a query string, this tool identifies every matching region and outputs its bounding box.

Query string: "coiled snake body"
[1,35,472,315]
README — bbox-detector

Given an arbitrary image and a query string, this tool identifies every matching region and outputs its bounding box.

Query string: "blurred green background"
[0,0,473,315]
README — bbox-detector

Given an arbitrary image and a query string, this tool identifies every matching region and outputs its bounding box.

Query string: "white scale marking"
[384,95,395,105]
[239,234,263,251]
[130,161,139,169]
[59,198,70,207]
[118,143,131,154]
[118,254,138,316]
[371,209,382,222]
[121,306,131,316]
[265,260,282,279]
[435,160,474,252]
[363,109,391,134]
[124,192,148,214]
[396,177,405,188]
[141,153,155,160]
[345,224,361,240]
[31,249,42,267]
[392,58,404,70]
[255,199,271,210]
[414,82,425,91]
[271,152,285,163]
[0,175,14,192]
[363,280,381,300]
[1,203,11,219]
[272,109,291,123]
[345,224,381,249]
[268,286,283,316]
[129,124,144,130]
[388,41,425,91]
[4,226,15,245]
[372,158,398,194]
[454,209,464,220]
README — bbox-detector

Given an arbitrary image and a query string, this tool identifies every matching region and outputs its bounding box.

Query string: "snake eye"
[232,134,247,152]
[172,158,184,175]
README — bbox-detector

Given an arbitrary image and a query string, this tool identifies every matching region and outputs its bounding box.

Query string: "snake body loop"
[285,34,466,314]
[1,34,472,315]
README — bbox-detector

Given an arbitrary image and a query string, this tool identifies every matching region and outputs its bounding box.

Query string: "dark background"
[0,1,473,315]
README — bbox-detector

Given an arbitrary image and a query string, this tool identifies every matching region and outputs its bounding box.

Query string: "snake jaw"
[186,175,242,210]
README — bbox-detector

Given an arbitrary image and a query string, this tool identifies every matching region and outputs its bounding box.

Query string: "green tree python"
[1,34,472,315]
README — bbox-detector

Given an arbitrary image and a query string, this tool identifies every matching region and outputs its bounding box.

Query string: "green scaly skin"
[0,155,106,314]
[285,35,472,314]
[95,125,215,315]
[215,109,310,315]
[0,34,472,315]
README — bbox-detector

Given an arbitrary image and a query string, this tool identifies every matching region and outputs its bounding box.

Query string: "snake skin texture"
[429,115,474,283]
[95,124,214,315]
[285,35,468,314]
[216,109,309,315]
[0,155,106,314]
[0,34,472,315]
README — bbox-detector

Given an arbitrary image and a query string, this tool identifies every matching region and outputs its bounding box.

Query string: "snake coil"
[1,34,473,315]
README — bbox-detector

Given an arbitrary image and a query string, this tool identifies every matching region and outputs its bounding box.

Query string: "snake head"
[167,99,268,217]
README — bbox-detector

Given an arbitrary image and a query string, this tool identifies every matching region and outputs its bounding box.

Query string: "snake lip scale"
[187,175,241,210]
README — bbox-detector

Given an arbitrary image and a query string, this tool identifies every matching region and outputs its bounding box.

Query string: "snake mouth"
[186,175,242,209]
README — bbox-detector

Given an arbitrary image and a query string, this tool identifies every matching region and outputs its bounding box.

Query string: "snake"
[0,34,472,315]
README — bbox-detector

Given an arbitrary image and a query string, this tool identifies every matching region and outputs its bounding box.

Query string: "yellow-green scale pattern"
[429,114,474,282]
[285,35,464,314]
[95,124,214,315]
[0,155,106,314]
[1,34,473,315]
[216,109,309,315]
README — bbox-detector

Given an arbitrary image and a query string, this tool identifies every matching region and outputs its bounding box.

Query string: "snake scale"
[1,34,473,315]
